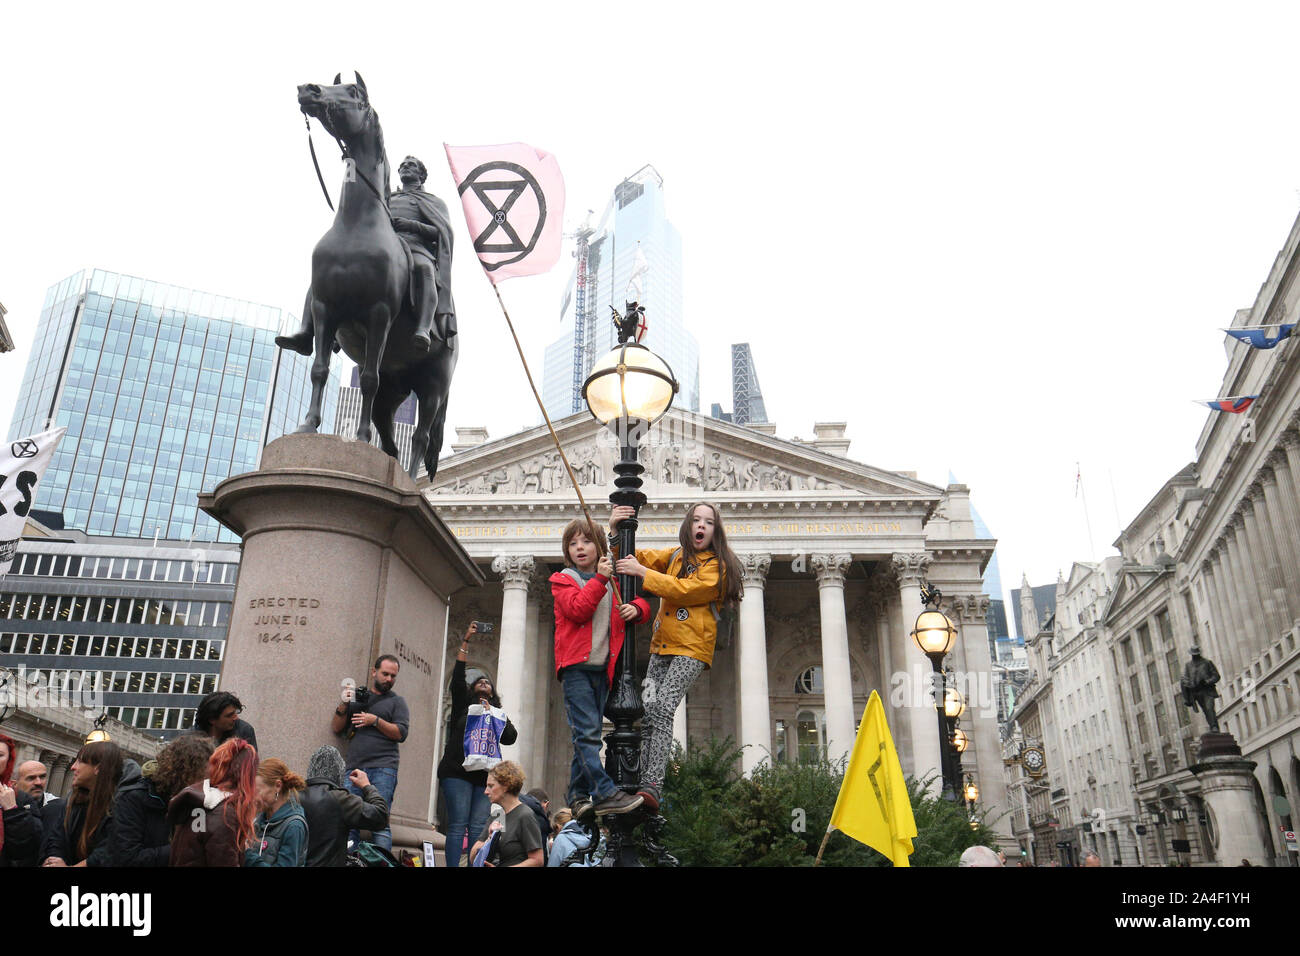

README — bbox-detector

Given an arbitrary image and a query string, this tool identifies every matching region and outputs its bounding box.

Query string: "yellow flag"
[827,690,917,866]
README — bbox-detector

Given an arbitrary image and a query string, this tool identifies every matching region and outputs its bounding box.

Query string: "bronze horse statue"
[280,73,455,481]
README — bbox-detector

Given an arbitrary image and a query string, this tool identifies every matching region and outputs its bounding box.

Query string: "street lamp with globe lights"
[581,305,678,866]
[911,583,960,801]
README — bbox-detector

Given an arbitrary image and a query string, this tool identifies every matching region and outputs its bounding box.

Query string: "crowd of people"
[0,501,743,869]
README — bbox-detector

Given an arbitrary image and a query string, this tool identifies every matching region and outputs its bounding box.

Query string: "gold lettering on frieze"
[447,519,904,538]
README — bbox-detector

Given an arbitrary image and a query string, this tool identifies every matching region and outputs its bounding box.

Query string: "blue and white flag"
[1,427,65,575]
[1224,324,1295,349]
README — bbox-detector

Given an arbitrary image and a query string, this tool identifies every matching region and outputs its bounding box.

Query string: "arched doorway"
[1250,776,1277,866]
[1269,766,1297,867]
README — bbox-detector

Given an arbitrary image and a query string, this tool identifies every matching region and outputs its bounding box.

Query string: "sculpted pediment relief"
[426,411,940,500]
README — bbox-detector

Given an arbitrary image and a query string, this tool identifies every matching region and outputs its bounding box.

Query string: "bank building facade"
[424,410,1010,839]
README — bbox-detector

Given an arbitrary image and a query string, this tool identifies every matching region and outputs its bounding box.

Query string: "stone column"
[1240,495,1284,642]
[1250,480,1295,629]
[1281,429,1300,525]
[953,593,1013,843]
[49,755,73,799]
[518,578,545,781]
[1198,559,1232,674]
[1190,735,1270,867]
[491,554,535,763]
[892,552,940,788]
[1209,547,1246,680]
[1263,455,1300,611]
[529,586,554,795]
[1220,521,1255,676]
[672,697,688,755]
[811,553,856,764]
[738,553,772,774]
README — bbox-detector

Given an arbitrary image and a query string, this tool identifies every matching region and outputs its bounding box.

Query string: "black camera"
[353,684,371,705]
[473,621,494,634]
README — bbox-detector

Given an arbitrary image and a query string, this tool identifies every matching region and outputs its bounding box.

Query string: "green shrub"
[655,738,1001,867]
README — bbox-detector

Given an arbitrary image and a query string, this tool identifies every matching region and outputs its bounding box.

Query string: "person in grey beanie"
[300,745,390,867]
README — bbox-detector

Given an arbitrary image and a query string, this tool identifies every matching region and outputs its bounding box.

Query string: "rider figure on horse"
[277,154,456,356]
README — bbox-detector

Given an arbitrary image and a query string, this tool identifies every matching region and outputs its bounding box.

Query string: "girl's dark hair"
[194,691,242,733]
[467,671,503,709]
[65,740,125,861]
[152,734,214,798]
[677,502,744,611]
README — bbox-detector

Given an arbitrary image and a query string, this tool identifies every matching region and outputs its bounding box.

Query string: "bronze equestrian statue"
[277,73,456,481]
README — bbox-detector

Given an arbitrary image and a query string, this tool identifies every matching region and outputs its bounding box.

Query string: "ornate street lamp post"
[582,306,678,866]
[910,583,959,801]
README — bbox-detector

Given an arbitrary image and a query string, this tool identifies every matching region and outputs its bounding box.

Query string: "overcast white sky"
[4,2,1300,631]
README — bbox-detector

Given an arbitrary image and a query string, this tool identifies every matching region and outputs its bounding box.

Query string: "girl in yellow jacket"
[611,501,744,811]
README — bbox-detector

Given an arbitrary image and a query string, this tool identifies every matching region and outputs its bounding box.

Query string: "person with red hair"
[166,738,258,866]
[0,732,43,868]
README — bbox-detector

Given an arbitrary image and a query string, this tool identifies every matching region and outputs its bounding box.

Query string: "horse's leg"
[295,295,332,434]
[356,302,391,444]
[421,348,458,482]
[408,382,436,482]
[371,377,404,461]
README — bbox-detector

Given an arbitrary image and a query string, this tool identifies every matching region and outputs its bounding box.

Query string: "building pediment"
[425,410,944,504]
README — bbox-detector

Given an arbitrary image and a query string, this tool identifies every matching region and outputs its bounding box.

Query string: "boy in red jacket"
[550,518,650,819]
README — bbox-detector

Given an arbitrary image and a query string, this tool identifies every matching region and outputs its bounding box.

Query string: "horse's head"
[297,71,374,144]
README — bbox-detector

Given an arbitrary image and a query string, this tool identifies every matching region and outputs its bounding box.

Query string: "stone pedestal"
[1189,732,1269,866]
[199,434,483,850]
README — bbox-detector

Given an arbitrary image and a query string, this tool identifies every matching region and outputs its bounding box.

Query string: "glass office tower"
[7,269,338,543]
[544,166,700,416]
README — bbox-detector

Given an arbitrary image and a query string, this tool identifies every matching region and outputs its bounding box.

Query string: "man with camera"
[331,654,409,852]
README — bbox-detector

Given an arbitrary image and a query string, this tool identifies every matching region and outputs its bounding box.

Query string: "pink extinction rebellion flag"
[444,142,565,285]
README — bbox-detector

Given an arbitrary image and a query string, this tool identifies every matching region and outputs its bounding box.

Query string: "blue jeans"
[346,766,398,851]
[440,776,491,868]
[562,667,618,804]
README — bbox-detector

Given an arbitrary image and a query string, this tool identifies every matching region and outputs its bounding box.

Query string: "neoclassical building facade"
[420,410,1011,840]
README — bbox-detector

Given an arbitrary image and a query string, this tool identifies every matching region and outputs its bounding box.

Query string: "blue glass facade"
[7,269,338,543]
[544,170,701,416]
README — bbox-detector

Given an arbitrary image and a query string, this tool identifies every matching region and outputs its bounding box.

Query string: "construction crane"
[566,212,595,414]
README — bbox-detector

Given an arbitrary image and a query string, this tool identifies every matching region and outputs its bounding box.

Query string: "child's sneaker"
[593,790,644,816]
[636,785,660,813]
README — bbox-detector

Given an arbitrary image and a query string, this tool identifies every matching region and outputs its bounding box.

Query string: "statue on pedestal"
[277,73,458,482]
[1180,644,1222,733]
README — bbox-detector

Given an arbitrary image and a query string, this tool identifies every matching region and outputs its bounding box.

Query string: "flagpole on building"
[1076,462,1096,560]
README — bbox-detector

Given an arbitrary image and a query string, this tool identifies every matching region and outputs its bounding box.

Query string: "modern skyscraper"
[543,166,700,416]
[6,269,338,543]
[730,343,767,425]
[335,365,417,473]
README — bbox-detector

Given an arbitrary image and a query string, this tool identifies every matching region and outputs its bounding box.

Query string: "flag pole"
[489,282,625,605]
[814,828,832,866]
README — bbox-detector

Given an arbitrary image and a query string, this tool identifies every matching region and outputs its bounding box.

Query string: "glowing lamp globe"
[582,342,678,429]
[912,609,957,659]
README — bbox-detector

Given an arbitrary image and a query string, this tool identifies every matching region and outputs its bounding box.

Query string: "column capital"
[1228,512,1246,533]
[491,554,536,588]
[1245,481,1265,504]
[1266,447,1289,471]
[810,553,853,586]
[890,552,931,588]
[1281,428,1300,451]
[1258,464,1278,487]
[951,593,990,623]
[739,553,772,586]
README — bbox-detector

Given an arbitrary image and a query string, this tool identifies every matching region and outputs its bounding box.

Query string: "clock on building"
[1021,746,1046,776]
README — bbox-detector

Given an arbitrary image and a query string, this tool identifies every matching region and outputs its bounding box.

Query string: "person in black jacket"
[41,740,124,867]
[194,691,259,753]
[0,732,43,868]
[109,734,213,866]
[301,745,390,866]
[437,623,518,867]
